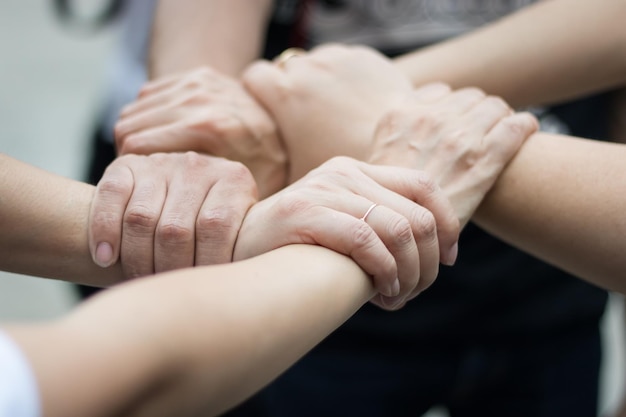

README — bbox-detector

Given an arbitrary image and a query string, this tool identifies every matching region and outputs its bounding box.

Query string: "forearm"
[150,0,273,78]
[474,133,626,290]
[394,0,626,108]
[7,245,373,417]
[0,154,123,286]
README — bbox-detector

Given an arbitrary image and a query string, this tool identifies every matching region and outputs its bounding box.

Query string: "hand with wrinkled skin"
[233,156,460,310]
[115,66,287,198]
[242,44,413,183]
[88,152,258,278]
[370,83,539,228]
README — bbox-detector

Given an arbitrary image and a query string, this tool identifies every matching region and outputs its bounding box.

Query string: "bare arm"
[4,244,372,417]
[150,0,274,77]
[394,0,626,108]
[0,154,123,287]
[475,133,626,291]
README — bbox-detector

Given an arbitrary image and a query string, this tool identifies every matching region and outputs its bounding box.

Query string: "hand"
[89,152,258,278]
[370,83,539,228]
[242,44,413,183]
[233,156,459,310]
[115,66,287,198]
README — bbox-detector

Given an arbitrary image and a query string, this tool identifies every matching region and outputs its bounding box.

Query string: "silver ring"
[360,203,378,222]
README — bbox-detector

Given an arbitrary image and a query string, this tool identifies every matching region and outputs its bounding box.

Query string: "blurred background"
[0,0,118,318]
[0,1,624,416]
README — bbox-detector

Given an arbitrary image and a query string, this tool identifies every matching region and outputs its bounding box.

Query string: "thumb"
[242,60,292,120]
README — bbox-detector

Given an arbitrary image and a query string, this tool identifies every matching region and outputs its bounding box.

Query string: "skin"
[88,152,259,274]
[122,0,626,171]
[0,141,460,415]
[0,73,537,416]
[92,45,538,307]
[3,91,625,417]
[242,46,537,229]
[0,150,459,302]
[394,0,626,108]
[115,67,288,199]
[102,0,626,411]
[138,0,286,198]
[241,46,626,293]
[149,0,273,78]
[4,242,375,417]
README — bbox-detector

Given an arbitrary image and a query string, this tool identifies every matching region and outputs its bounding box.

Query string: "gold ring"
[275,48,307,68]
[360,203,378,222]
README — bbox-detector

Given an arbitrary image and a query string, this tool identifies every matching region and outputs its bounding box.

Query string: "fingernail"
[387,278,400,297]
[94,242,114,268]
[443,242,458,266]
[381,295,404,310]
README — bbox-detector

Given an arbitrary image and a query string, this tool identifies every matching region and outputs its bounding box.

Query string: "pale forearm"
[395,0,626,108]
[150,0,273,77]
[8,245,373,417]
[0,154,123,286]
[474,133,626,290]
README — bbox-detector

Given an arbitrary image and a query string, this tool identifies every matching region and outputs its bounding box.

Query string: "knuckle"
[300,175,336,194]
[274,193,312,218]
[409,112,441,132]
[319,156,358,178]
[156,220,194,246]
[414,171,438,194]
[411,209,437,239]
[351,221,378,251]
[196,208,238,240]
[223,160,255,183]
[380,106,408,129]
[124,205,160,233]
[387,216,415,248]
[97,174,133,197]
[188,111,241,140]
[179,151,206,169]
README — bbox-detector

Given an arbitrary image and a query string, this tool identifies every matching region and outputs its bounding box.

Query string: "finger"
[364,201,441,304]
[153,168,210,273]
[115,106,182,144]
[358,204,424,310]
[136,73,187,98]
[310,168,442,302]
[400,209,443,303]
[120,85,182,118]
[410,82,452,103]
[116,124,187,156]
[483,111,539,160]
[357,162,460,266]
[463,95,514,133]
[194,163,257,265]
[88,162,134,268]
[438,87,488,115]
[120,166,167,278]
[242,60,292,116]
[295,205,399,296]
